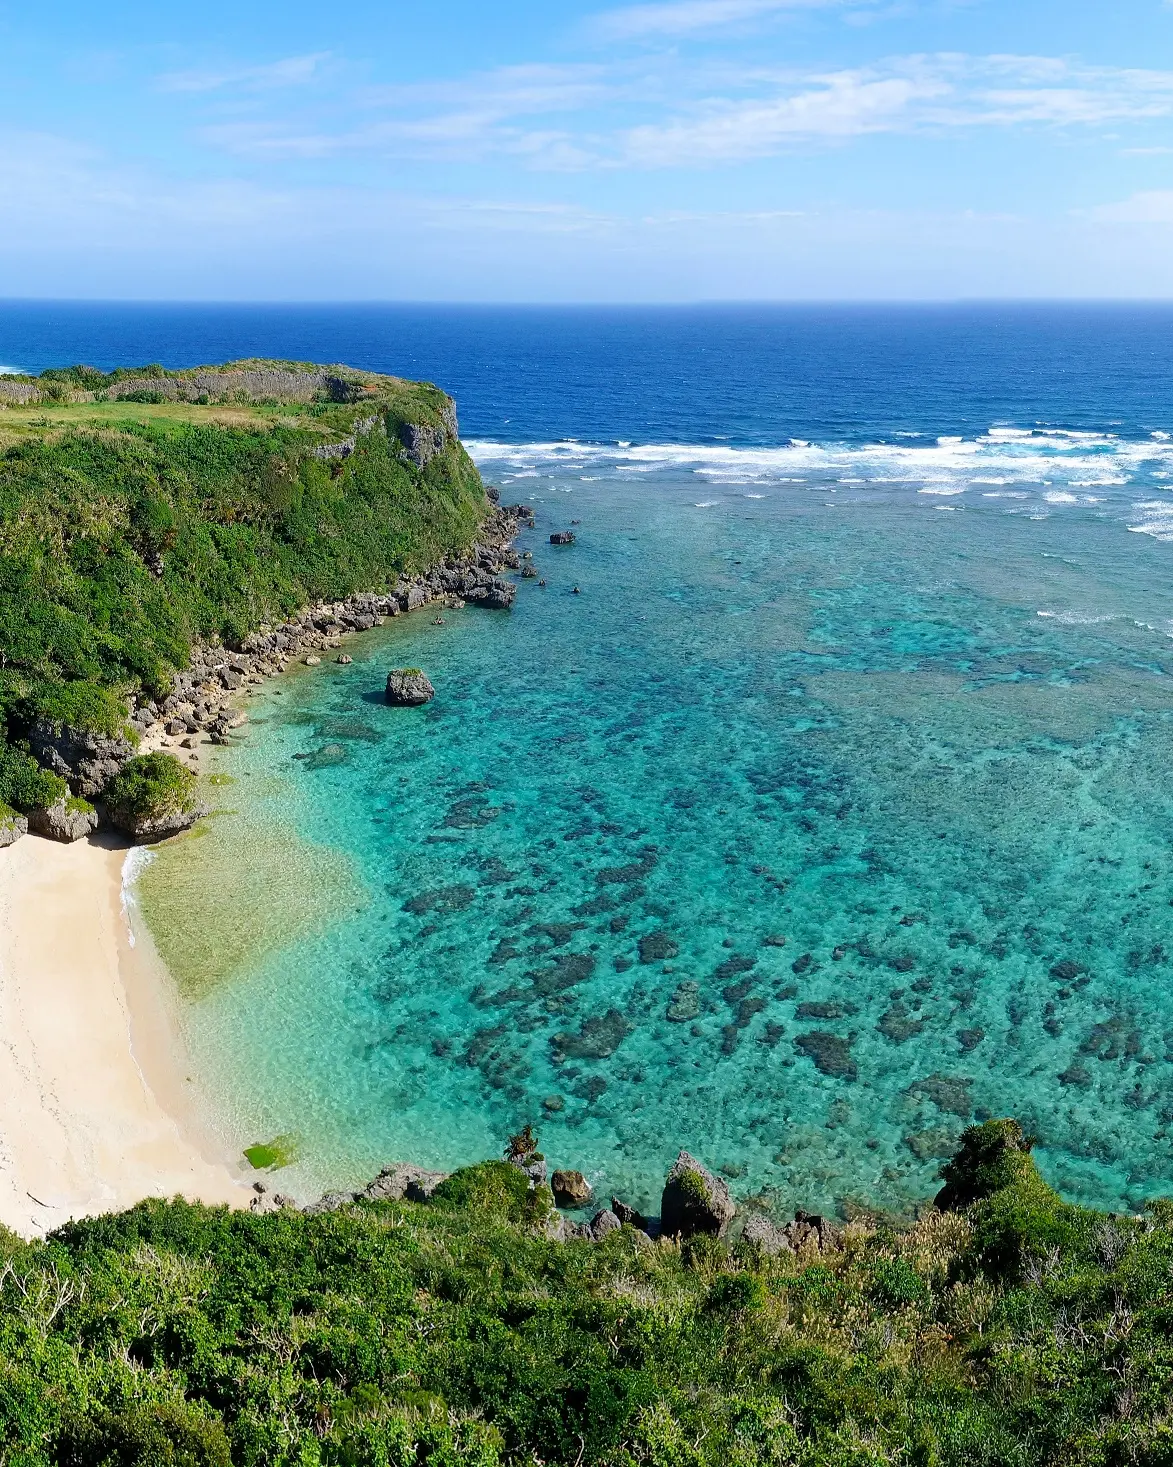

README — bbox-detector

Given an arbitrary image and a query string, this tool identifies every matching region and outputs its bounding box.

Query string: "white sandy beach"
[0,833,249,1237]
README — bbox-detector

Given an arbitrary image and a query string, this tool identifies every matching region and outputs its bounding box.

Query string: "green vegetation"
[0,361,487,773]
[2,1122,1173,1465]
[103,753,199,826]
[0,738,68,813]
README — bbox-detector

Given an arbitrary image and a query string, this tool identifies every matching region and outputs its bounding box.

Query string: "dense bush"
[102,752,198,823]
[0,739,68,811]
[0,1125,1171,1465]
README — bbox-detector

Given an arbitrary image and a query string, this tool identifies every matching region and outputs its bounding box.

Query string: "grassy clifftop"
[0,360,488,809]
[1,1121,1171,1466]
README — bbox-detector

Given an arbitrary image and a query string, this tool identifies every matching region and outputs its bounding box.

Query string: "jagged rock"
[361,1163,449,1202]
[783,1210,842,1254]
[385,669,436,706]
[28,722,138,798]
[464,579,516,610]
[0,808,28,847]
[303,1191,357,1216]
[661,1150,736,1239]
[29,798,99,843]
[590,1209,621,1240]
[551,1170,593,1208]
[741,1214,792,1256]
[611,1197,647,1231]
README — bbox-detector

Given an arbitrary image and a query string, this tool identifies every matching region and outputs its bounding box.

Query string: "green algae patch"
[137,804,365,999]
[244,1134,299,1170]
[207,772,236,788]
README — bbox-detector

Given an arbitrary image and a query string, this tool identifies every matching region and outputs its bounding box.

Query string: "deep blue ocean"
[7,300,1173,1216]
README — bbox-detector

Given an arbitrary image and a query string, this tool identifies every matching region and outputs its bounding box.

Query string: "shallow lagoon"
[139,427,1173,1216]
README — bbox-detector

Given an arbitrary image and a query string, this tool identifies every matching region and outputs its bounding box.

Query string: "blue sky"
[1,0,1172,299]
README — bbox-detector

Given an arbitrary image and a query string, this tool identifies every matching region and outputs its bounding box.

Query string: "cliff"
[0,359,511,842]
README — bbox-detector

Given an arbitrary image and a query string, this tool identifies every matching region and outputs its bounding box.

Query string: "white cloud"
[1084,190,1173,225]
[157,52,331,94]
[623,71,944,162]
[187,52,1173,172]
[592,0,846,40]
[618,55,1173,165]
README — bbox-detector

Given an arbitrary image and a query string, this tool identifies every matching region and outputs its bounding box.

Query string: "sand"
[0,832,250,1237]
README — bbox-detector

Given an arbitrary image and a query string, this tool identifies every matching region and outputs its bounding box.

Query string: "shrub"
[0,741,68,812]
[431,1161,534,1223]
[102,753,197,823]
[23,680,136,742]
[54,1401,232,1467]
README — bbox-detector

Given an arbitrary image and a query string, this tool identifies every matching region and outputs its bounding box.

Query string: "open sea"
[6,300,1173,1216]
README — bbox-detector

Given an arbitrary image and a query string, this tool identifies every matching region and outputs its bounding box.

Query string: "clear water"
[9,302,1173,1216]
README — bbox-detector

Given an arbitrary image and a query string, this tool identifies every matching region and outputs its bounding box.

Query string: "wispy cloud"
[195,53,1173,171]
[620,55,1173,164]
[591,0,846,40]
[157,52,331,95]
[1084,190,1173,225]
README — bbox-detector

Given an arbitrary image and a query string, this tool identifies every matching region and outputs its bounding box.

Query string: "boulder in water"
[551,1169,593,1208]
[385,669,436,706]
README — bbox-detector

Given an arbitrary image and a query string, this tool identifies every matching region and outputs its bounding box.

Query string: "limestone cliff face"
[28,722,139,799]
[400,397,460,469]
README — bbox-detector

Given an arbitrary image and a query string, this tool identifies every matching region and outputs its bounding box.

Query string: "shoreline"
[0,832,250,1238]
[0,502,529,1237]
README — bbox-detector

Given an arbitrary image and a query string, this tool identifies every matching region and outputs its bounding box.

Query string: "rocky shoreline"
[251,1134,843,1260]
[25,499,532,833]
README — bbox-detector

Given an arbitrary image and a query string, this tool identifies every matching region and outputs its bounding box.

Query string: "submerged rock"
[385,669,436,706]
[551,1008,631,1059]
[638,930,680,963]
[29,798,99,844]
[661,1150,735,1239]
[666,981,701,1024]
[794,1030,858,1081]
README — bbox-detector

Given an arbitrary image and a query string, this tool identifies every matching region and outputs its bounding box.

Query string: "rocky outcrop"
[660,1150,736,1240]
[463,579,516,610]
[385,670,436,706]
[0,807,28,847]
[361,1162,449,1202]
[105,796,208,844]
[28,798,99,843]
[0,379,39,404]
[306,413,384,462]
[28,723,138,799]
[102,368,385,404]
[551,1170,593,1208]
[740,1214,792,1256]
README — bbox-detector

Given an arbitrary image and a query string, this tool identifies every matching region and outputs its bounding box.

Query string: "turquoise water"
[160,425,1173,1217]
